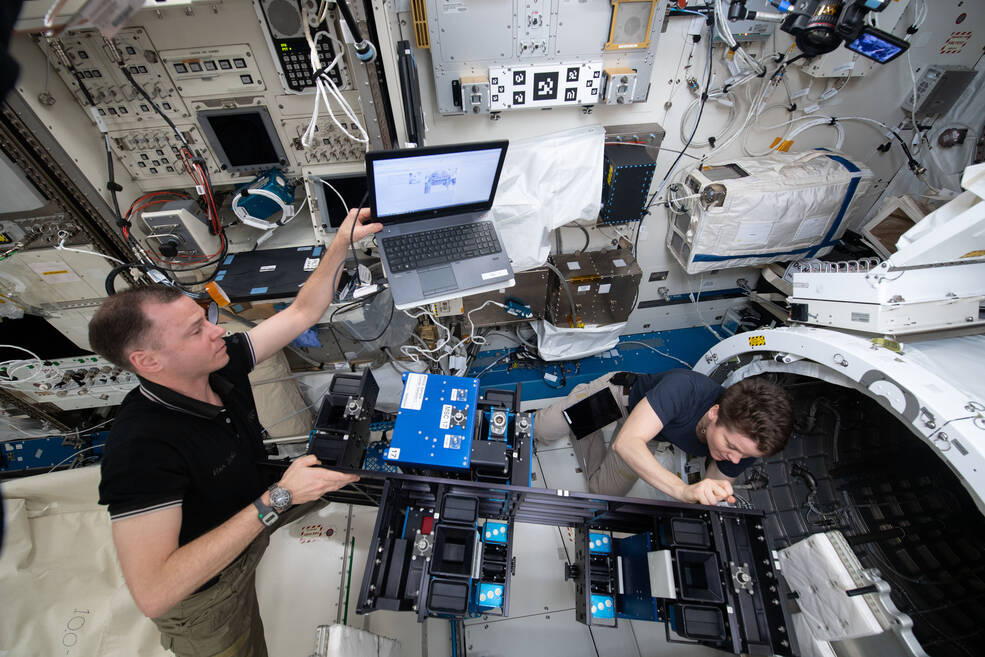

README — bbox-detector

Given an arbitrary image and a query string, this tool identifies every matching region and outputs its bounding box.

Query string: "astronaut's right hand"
[278,454,360,504]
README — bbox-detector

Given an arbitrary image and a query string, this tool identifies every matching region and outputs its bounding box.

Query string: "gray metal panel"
[555,0,612,56]
[427,0,515,67]
[428,0,665,114]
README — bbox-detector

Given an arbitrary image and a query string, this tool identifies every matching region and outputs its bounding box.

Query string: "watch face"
[270,486,291,511]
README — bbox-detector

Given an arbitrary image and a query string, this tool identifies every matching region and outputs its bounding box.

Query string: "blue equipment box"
[483,521,508,544]
[589,532,612,554]
[386,373,480,471]
[476,582,504,610]
[590,594,615,620]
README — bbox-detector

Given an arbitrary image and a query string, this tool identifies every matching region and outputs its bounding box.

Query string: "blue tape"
[807,154,862,258]
[249,286,268,295]
[312,246,323,257]
[215,270,225,281]
[223,255,235,265]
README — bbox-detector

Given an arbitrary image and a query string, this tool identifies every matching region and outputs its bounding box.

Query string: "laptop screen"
[367,141,508,223]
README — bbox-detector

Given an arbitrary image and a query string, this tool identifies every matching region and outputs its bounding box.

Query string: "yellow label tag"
[778,140,794,152]
[748,335,766,347]
[42,270,69,276]
[960,249,985,258]
[607,165,614,186]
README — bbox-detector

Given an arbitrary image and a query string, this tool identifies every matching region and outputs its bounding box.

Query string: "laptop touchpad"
[419,266,458,295]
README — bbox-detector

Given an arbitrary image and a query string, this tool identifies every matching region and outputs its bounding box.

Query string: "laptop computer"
[366,140,515,310]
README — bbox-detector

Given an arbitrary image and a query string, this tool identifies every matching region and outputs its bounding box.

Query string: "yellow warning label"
[960,250,985,258]
[0,233,10,243]
[748,335,766,347]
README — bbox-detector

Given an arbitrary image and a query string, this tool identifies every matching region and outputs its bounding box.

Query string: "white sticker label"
[577,285,590,293]
[303,257,320,271]
[259,265,277,272]
[735,222,772,246]
[481,269,508,280]
[451,388,467,401]
[387,447,400,459]
[400,373,427,410]
[443,434,462,449]
[439,404,453,429]
[612,258,627,268]
[599,283,611,294]
[793,215,829,241]
[567,261,581,271]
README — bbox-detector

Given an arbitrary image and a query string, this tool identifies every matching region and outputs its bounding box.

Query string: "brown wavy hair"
[717,377,793,456]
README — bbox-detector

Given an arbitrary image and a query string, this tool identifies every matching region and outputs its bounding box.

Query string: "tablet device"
[562,388,623,440]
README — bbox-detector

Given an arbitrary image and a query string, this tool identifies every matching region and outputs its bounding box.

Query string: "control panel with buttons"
[159,45,266,97]
[107,125,221,190]
[271,33,349,93]
[3,355,138,411]
[38,27,188,130]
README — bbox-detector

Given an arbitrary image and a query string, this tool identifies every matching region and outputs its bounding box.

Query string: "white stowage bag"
[669,150,873,273]
[532,320,627,361]
[489,125,605,272]
[0,467,169,657]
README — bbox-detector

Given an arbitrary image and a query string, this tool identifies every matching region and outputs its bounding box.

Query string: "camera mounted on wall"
[728,0,908,62]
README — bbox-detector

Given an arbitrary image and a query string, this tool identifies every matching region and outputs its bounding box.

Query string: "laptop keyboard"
[383,221,502,272]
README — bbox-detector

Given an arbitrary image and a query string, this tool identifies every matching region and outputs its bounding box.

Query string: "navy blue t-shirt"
[627,369,755,478]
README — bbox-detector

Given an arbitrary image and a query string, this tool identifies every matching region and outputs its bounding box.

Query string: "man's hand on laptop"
[677,478,735,506]
[334,207,383,248]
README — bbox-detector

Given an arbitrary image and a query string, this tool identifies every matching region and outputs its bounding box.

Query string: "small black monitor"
[562,388,623,440]
[310,173,368,230]
[845,26,909,64]
[198,107,287,174]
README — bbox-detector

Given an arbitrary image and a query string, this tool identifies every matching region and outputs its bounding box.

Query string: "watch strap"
[253,496,279,527]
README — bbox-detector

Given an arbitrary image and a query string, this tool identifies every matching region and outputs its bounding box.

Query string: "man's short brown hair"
[717,376,792,456]
[88,286,184,371]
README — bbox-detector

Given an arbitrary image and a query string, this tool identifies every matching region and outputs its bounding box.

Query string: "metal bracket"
[731,561,755,595]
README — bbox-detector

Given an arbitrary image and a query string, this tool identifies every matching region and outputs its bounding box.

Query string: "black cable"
[103,134,124,224]
[576,224,590,253]
[335,0,377,63]
[635,7,715,256]
[119,66,188,148]
[349,191,369,282]
[335,0,365,43]
[330,296,395,343]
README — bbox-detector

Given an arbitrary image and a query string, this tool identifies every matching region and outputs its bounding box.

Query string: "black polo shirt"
[98,333,271,546]
[627,369,755,478]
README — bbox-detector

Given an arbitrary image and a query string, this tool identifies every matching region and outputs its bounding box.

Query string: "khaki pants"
[152,502,321,657]
[535,373,644,497]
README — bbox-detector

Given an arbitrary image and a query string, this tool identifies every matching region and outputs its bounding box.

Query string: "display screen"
[371,147,503,219]
[846,27,908,64]
[562,388,623,440]
[200,109,283,170]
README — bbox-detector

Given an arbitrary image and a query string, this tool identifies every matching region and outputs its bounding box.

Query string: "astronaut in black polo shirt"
[90,208,382,657]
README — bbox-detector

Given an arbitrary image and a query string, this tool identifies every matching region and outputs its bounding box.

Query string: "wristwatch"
[253,485,292,526]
